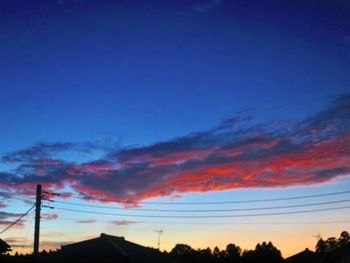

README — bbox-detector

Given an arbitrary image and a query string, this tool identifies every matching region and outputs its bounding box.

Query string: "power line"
[54,217,350,225]
[136,220,350,225]
[52,204,350,218]
[21,211,35,250]
[54,189,350,206]
[53,198,350,212]
[0,205,35,235]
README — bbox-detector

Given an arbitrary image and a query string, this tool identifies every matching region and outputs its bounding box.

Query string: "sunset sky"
[0,0,350,258]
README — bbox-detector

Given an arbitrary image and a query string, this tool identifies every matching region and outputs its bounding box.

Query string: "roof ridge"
[101,233,129,258]
[62,236,100,247]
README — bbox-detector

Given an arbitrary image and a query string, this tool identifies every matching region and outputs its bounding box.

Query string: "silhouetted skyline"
[0,0,349,257]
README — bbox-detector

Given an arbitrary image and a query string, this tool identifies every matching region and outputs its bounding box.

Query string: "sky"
[0,0,350,258]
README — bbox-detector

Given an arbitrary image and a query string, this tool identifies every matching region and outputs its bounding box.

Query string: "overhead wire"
[52,204,350,218]
[129,220,350,225]
[53,198,350,213]
[53,216,350,225]
[53,189,350,206]
[20,210,35,250]
[0,205,35,235]
[10,190,350,221]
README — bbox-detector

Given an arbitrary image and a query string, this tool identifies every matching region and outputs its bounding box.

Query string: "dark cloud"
[0,220,17,226]
[0,211,23,220]
[41,213,59,221]
[1,143,73,163]
[3,237,26,243]
[0,192,10,208]
[1,141,114,164]
[0,191,12,199]
[112,220,141,226]
[75,219,97,224]
[0,212,27,228]
[0,94,349,205]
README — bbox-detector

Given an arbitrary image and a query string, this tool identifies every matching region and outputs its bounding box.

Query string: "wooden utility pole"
[34,184,42,257]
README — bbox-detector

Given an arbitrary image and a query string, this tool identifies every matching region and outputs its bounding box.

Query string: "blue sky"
[0,0,350,257]
[1,0,349,149]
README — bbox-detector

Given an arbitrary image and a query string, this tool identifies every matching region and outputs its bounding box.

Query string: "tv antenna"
[154,229,163,250]
[313,233,322,241]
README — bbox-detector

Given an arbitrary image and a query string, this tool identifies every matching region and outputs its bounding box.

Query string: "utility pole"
[34,184,42,257]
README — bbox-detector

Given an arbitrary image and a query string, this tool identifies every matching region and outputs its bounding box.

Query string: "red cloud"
[65,135,350,204]
[41,213,59,221]
[0,94,349,205]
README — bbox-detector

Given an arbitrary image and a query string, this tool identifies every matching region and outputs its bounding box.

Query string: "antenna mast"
[154,229,163,250]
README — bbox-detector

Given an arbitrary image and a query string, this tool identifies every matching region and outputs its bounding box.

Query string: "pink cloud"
[0,94,349,205]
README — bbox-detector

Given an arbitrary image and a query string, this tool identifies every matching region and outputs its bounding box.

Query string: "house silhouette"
[60,233,178,263]
[284,248,317,263]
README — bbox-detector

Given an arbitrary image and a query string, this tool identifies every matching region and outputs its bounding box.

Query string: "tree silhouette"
[242,241,282,263]
[316,232,350,254]
[316,231,350,263]
[4,230,349,263]
[213,246,221,260]
[197,247,213,263]
[0,239,11,255]
[316,238,328,254]
[338,231,350,247]
[241,249,255,263]
[170,244,197,263]
[226,243,241,262]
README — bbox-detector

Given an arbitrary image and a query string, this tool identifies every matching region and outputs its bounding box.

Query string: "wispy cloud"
[75,219,97,224]
[0,212,23,220]
[41,232,65,237]
[0,94,350,205]
[41,213,59,221]
[0,212,27,227]
[112,220,141,226]
[6,238,71,249]
[3,237,30,248]
[1,143,73,163]
[178,0,223,16]
[193,0,222,13]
